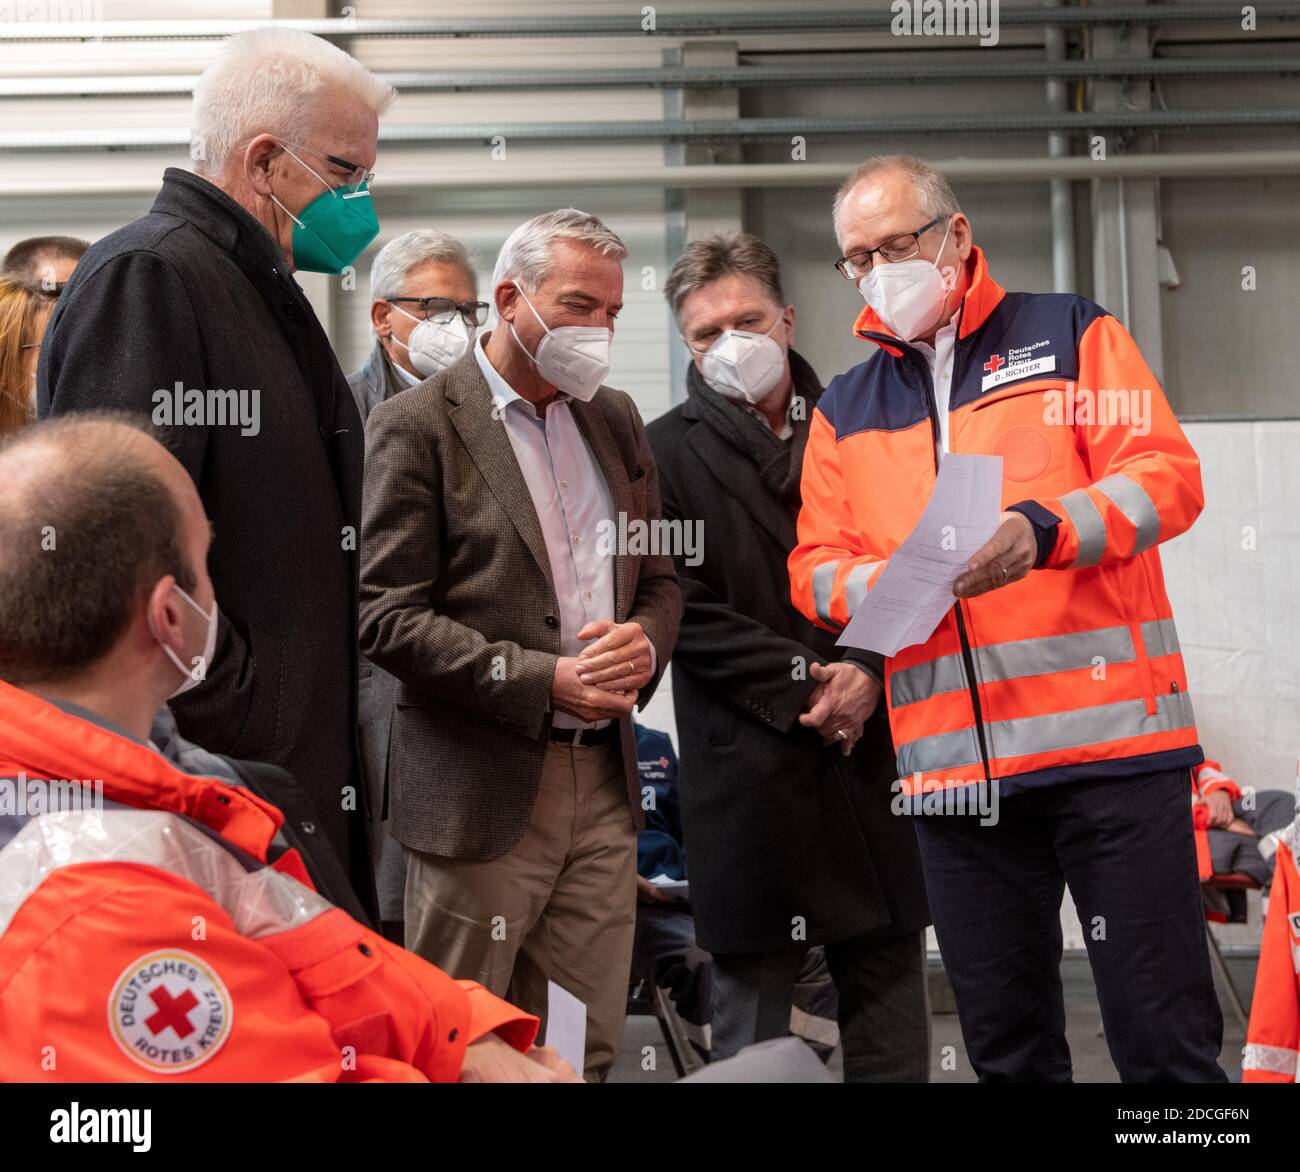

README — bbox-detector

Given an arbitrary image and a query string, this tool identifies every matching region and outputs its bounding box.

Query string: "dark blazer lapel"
[681,403,797,551]
[571,395,634,621]
[445,356,556,599]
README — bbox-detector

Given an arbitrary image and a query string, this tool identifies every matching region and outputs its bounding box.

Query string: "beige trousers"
[404,739,637,1080]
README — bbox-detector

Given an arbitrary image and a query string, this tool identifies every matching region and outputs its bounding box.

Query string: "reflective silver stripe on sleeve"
[1241,1043,1300,1078]
[812,559,842,626]
[0,808,332,940]
[984,691,1193,762]
[977,624,1135,684]
[1094,473,1161,554]
[1056,488,1106,568]
[844,561,881,617]
[895,725,985,777]
[890,653,967,708]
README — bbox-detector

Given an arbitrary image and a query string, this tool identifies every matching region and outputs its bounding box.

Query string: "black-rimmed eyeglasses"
[388,297,490,328]
[834,216,947,281]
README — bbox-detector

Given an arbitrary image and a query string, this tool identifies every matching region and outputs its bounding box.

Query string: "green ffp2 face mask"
[270,145,380,275]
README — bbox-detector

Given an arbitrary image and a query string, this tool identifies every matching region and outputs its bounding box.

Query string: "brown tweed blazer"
[358,348,681,860]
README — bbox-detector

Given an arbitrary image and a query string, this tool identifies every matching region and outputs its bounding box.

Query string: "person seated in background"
[2,234,88,294]
[0,414,579,1083]
[631,723,843,1065]
[347,228,489,944]
[0,275,56,440]
[1192,757,1294,921]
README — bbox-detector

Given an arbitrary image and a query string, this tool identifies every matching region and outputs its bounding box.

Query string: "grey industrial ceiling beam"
[3,57,1297,99]
[2,109,1297,151]
[0,6,1298,42]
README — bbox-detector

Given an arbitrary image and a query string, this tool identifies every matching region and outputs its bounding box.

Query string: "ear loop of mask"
[507,281,550,367]
[267,141,335,229]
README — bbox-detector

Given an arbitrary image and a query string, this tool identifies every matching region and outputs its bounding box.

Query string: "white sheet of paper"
[545,980,587,1076]
[837,453,1004,657]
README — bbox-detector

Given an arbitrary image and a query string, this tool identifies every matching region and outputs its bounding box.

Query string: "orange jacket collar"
[0,680,283,861]
[851,245,1005,352]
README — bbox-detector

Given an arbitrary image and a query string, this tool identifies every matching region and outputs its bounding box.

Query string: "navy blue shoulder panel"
[951,291,1110,411]
[820,348,931,440]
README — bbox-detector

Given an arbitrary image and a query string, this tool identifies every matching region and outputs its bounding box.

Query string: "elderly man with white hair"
[359,208,681,1080]
[39,28,394,919]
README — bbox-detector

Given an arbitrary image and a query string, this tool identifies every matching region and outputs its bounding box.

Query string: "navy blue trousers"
[913,766,1227,1082]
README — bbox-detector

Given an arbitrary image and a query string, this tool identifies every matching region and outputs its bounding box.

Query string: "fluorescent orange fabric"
[0,682,538,1082]
[790,248,1204,795]
[1243,828,1300,1083]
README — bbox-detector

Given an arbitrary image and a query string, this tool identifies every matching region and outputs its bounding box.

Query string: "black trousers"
[913,766,1227,1083]
[711,928,931,1082]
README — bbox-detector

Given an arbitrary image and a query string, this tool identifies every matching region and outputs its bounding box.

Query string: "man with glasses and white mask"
[790,154,1220,1082]
[348,230,489,423]
[359,208,680,1080]
[348,229,489,942]
[40,28,394,921]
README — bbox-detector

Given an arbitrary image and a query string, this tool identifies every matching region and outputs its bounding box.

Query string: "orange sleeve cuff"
[456,979,540,1051]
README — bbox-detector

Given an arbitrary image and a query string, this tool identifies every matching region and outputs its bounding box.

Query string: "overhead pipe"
[3,57,1298,99]
[2,150,1299,199]
[1044,0,1077,293]
[1,6,1299,42]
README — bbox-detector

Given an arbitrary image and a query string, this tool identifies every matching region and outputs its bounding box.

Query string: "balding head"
[0,415,211,688]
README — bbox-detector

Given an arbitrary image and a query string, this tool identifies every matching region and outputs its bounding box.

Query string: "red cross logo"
[983,353,1005,375]
[145,987,199,1039]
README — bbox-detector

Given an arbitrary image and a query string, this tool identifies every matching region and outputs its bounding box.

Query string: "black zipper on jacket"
[879,331,994,785]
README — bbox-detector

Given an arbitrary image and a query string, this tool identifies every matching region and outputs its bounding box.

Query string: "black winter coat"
[38,167,375,916]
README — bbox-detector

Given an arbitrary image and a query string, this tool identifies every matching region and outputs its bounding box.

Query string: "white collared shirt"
[473,333,618,729]
[910,312,960,457]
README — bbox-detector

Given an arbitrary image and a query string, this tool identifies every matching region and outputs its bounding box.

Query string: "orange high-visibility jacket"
[1192,759,1243,881]
[0,682,538,1082]
[1243,822,1300,1082]
[789,247,1204,796]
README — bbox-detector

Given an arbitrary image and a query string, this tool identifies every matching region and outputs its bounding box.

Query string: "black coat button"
[544,615,558,627]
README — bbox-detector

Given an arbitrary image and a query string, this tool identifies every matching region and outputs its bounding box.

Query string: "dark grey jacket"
[645,351,930,955]
[38,167,374,915]
[358,347,682,860]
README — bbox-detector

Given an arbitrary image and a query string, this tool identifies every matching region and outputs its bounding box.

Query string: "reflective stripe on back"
[0,808,331,940]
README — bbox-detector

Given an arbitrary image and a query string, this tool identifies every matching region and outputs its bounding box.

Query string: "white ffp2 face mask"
[691,317,787,406]
[390,303,474,377]
[509,281,612,401]
[857,217,955,343]
[149,583,218,699]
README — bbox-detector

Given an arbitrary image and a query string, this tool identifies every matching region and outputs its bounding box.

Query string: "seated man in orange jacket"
[0,413,577,1083]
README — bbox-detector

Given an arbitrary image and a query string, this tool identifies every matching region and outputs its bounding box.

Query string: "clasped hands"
[551,619,652,723]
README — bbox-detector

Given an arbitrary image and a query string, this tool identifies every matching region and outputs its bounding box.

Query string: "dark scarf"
[686,347,823,517]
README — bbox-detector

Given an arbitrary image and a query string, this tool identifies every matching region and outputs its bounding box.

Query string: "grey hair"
[191,27,396,177]
[369,229,476,302]
[663,231,785,326]
[832,155,961,246]
[489,208,627,309]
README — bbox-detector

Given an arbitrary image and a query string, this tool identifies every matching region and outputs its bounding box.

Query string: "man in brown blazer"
[359,208,680,1080]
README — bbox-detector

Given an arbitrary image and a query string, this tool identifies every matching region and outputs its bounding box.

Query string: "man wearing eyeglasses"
[38,29,395,922]
[348,229,489,424]
[347,229,488,942]
[790,154,1223,1082]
